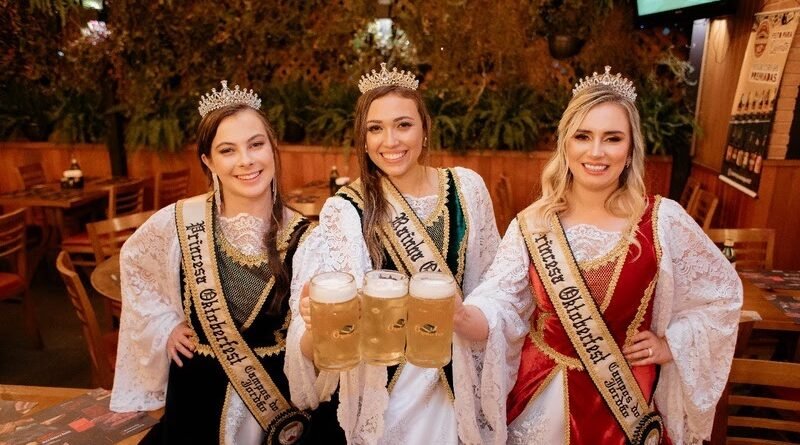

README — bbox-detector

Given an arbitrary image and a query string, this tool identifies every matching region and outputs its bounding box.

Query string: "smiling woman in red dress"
[457,67,743,445]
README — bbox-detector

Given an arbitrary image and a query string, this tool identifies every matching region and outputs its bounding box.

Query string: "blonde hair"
[527,84,647,232]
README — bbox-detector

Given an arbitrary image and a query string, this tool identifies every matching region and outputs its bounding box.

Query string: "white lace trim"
[564,224,621,262]
[286,167,499,444]
[218,213,269,256]
[464,198,742,444]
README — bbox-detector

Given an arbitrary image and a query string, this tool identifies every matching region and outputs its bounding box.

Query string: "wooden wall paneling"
[694,5,757,169]
[690,160,800,269]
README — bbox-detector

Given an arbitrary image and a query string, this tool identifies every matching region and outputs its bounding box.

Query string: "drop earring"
[212,172,223,211]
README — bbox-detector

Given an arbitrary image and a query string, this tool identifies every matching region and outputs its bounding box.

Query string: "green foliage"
[3,0,698,155]
[463,86,542,151]
[638,76,697,156]
[424,88,470,150]
[48,89,106,143]
[261,80,314,143]
[305,85,359,148]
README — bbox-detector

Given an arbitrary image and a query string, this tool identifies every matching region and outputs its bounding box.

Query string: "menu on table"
[0,389,156,445]
[740,270,800,291]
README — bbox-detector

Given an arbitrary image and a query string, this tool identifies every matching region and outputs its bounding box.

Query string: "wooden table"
[741,274,800,333]
[0,177,137,246]
[285,182,329,219]
[91,254,121,303]
[0,384,161,444]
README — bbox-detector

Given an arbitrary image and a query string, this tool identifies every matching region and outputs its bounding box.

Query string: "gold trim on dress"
[562,367,570,445]
[420,168,449,226]
[220,385,233,444]
[450,168,470,287]
[218,224,268,268]
[624,279,658,349]
[528,312,583,371]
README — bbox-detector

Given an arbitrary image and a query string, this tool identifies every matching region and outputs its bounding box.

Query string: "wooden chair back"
[709,357,800,445]
[0,208,28,280]
[87,210,155,264]
[492,174,513,231]
[706,228,776,270]
[687,188,718,231]
[55,251,115,389]
[108,179,145,218]
[679,177,701,209]
[16,163,46,190]
[154,169,190,209]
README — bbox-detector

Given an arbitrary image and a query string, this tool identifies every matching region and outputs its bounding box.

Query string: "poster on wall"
[719,7,800,197]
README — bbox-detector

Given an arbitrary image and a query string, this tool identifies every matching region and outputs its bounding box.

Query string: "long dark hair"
[352,85,432,268]
[196,103,289,315]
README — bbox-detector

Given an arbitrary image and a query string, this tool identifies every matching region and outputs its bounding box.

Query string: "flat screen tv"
[635,0,736,25]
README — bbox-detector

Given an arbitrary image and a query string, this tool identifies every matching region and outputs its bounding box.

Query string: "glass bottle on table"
[329,165,340,196]
[722,239,737,270]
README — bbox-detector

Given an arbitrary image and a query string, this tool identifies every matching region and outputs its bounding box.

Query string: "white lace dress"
[464,198,743,445]
[109,203,295,445]
[284,167,501,444]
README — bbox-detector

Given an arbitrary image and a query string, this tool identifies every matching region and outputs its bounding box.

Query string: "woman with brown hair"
[110,81,339,444]
[285,64,501,444]
[462,67,742,444]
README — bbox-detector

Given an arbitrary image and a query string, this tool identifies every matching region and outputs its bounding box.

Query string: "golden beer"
[361,270,409,366]
[310,272,360,371]
[406,272,456,368]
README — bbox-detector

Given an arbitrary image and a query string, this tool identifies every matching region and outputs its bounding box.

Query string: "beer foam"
[364,279,407,299]
[310,274,357,303]
[409,274,455,299]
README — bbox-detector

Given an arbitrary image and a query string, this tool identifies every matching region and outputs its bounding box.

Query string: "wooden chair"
[16,163,46,190]
[87,210,155,264]
[61,179,146,267]
[55,251,117,389]
[492,174,513,232]
[0,208,43,348]
[687,188,719,231]
[679,177,701,210]
[709,357,800,445]
[706,228,776,270]
[154,169,190,209]
[107,179,145,218]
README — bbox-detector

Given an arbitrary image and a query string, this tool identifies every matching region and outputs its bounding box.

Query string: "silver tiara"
[358,63,419,94]
[197,80,261,117]
[572,66,637,102]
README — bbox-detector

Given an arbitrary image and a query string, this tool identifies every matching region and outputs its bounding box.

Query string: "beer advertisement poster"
[719,7,800,197]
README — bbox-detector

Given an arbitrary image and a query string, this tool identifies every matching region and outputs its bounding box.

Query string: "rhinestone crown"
[358,63,419,94]
[572,66,637,102]
[197,80,261,118]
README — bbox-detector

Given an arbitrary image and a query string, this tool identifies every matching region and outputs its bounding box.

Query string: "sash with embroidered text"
[519,212,662,445]
[176,193,309,445]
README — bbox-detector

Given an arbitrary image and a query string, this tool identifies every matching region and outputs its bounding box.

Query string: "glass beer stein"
[406,272,456,368]
[360,270,409,366]
[310,271,360,371]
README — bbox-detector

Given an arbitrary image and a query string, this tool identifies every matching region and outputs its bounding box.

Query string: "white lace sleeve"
[651,198,743,445]
[110,205,184,412]
[457,219,534,444]
[454,167,501,295]
[285,223,339,410]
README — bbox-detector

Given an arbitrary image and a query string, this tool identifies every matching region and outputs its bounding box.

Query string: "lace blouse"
[285,167,501,444]
[110,204,285,444]
[464,198,743,444]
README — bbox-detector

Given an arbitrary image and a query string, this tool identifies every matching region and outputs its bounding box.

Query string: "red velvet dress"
[507,198,672,444]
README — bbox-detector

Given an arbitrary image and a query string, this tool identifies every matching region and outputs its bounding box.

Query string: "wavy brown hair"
[353,85,432,268]
[196,103,290,315]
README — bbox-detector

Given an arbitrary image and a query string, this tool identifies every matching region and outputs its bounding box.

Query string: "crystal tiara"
[572,66,637,102]
[197,80,262,118]
[358,63,419,94]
